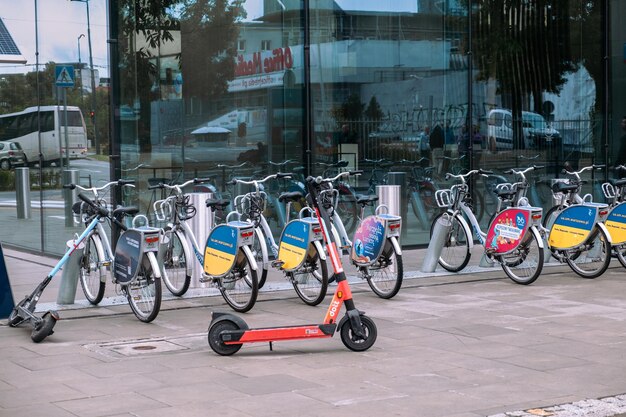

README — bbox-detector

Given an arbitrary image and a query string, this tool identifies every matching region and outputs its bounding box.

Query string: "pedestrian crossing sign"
[55,65,75,87]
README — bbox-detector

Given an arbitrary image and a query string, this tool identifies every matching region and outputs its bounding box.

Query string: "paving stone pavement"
[2,245,626,417]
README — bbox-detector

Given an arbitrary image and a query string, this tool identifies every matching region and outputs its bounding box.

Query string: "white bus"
[0,105,88,166]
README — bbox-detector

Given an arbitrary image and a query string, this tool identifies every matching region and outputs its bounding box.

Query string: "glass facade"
[1,0,625,254]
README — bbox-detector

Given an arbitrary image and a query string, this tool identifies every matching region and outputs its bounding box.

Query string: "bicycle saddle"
[278,191,304,203]
[495,188,516,199]
[609,178,626,187]
[206,198,230,210]
[552,182,578,193]
[112,206,139,218]
[356,195,379,206]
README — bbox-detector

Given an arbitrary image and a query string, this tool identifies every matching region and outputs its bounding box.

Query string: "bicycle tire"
[220,249,258,313]
[565,226,611,278]
[365,241,403,299]
[542,205,565,229]
[161,229,192,297]
[336,192,358,236]
[252,227,269,289]
[617,245,626,269]
[290,244,329,306]
[498,230,544,285]
[430,212,471,272]
[79,234,106,305]
[125,260,162,323]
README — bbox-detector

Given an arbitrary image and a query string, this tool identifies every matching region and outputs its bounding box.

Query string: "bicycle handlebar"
[503,165,544,176]
[315,160,349,168]
[228,172,293,187]
[445,169,492,183]
[77,193,109,217]
[307,169,361,185]
[562,164,605,180]
[217,161,250,169]
[63,179,135,193]
[147,177,211,191]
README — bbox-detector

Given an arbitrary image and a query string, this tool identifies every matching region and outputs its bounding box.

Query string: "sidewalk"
[2,246,626,417]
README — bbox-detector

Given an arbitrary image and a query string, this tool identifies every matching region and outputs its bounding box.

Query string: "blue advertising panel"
[0,244,15,319]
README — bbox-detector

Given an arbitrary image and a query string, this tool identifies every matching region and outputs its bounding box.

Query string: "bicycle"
[66,180,163,323]
[8,192,163,341]
[207,176,377,356]
[319,170,404,298]
[151,179,259,312]
[430,169,545,285]
[542,164,612,278]
[602,165,626,268]
[400,158,441,230]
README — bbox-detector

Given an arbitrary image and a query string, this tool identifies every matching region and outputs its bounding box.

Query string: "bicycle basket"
[602,182,616,200]
[435,189,453,208]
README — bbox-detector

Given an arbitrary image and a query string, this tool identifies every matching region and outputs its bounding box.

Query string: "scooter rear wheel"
[30,312,57,343]
[340,314,377,352]
[208,319,243,356]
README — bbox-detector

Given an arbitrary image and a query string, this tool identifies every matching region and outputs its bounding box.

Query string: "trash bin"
[376,185,401,216]
[15,167,30,219]
[63,169,79,227]
[57,238,85,304]
[188,192,214,287]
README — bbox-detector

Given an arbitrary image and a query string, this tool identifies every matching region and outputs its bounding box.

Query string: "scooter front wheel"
[30,311,57,343]
[340,314,377,352]
[208,319,243,356]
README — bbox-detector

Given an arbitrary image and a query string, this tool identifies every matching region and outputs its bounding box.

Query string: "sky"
[0,0,109,76]
[0,0,417,77]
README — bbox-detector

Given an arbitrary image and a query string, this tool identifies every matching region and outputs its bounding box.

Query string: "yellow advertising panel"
[203,225,237,276]
[278,220,310,271]
[605,202,626,245]
[548,205,595,249]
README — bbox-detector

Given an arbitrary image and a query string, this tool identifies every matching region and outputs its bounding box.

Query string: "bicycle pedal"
[271,260,285,269]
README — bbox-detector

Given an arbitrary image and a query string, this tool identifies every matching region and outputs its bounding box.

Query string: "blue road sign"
[55,65,75,87]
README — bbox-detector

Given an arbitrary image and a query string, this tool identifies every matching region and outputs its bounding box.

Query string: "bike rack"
[421,212,452,273]
[56,237,85,305]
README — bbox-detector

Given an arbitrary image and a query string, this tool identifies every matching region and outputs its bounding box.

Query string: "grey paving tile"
[55,392,167,417]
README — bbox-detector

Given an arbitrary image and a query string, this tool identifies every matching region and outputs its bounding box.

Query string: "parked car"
[0,141,26,170]
[487,109,560,150]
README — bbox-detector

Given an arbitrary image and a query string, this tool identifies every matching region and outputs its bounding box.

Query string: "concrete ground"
[2,245,626,417]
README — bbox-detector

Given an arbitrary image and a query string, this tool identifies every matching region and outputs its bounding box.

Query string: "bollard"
[376,185,401,216]
[385,172,407,231]
[56,238,84,304]
[63,169,80,227]
[479,252,496,267]
[15,167,31,219]
[188,192,214,287]
[421,213,451,272]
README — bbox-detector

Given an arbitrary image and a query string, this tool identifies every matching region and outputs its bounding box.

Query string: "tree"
[179,0,246,105]
[467,0,578,149]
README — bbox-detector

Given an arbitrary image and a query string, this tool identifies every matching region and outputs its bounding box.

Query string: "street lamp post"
[77,34,85,109]
[72,0,99,155]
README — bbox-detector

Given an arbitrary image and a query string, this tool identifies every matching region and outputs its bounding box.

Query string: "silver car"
[0,141,26,170]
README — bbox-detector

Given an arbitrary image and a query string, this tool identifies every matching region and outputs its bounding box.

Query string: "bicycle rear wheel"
[565,227,611,278]
[220,249,258,313]
[79,235,106,305]
[430,212,471,272]
[617,245,626,269]
[290,245,329,306]
[498,230,544,285]
[336,193,358,236]
[365,241,403,299]
[162,229,191,297]
[125,261,162,323]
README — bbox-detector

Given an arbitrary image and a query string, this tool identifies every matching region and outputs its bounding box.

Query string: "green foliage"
[365,96,384,121]
[332,93,365,123]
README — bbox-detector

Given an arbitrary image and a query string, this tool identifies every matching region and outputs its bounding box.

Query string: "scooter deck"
[222,323,337,345]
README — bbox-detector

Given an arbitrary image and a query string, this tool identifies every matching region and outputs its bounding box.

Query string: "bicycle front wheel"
[162,229,191,297]
[336,193,358,236]
[365,241,403,299]
[565,226,611,278]
[498,230,544,285]
[616,245,626,269]
[290,244,329,306]
[252,227,269,289]
[125,259,162,323]
[80,234,106,305]
[220,249,258,313]
[430,212,471,272]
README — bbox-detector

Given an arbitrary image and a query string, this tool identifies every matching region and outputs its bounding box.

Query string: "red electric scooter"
[207,175,378,355]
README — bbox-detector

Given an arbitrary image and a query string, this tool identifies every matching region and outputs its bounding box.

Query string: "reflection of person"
[430,124,444,172]
[340,124,357,144]
[419,125,430,157]
[237,141,267,164]
[444,120,455,146]
[615,116,626,167]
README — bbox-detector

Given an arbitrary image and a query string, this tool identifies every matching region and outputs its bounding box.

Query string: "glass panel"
[308,0,468,245]
[116,0,305,239]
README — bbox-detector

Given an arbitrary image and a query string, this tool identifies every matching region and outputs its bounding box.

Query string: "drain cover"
[105,340,188,356]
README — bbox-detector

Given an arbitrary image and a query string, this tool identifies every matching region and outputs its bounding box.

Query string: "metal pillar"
[15,167,31,219]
